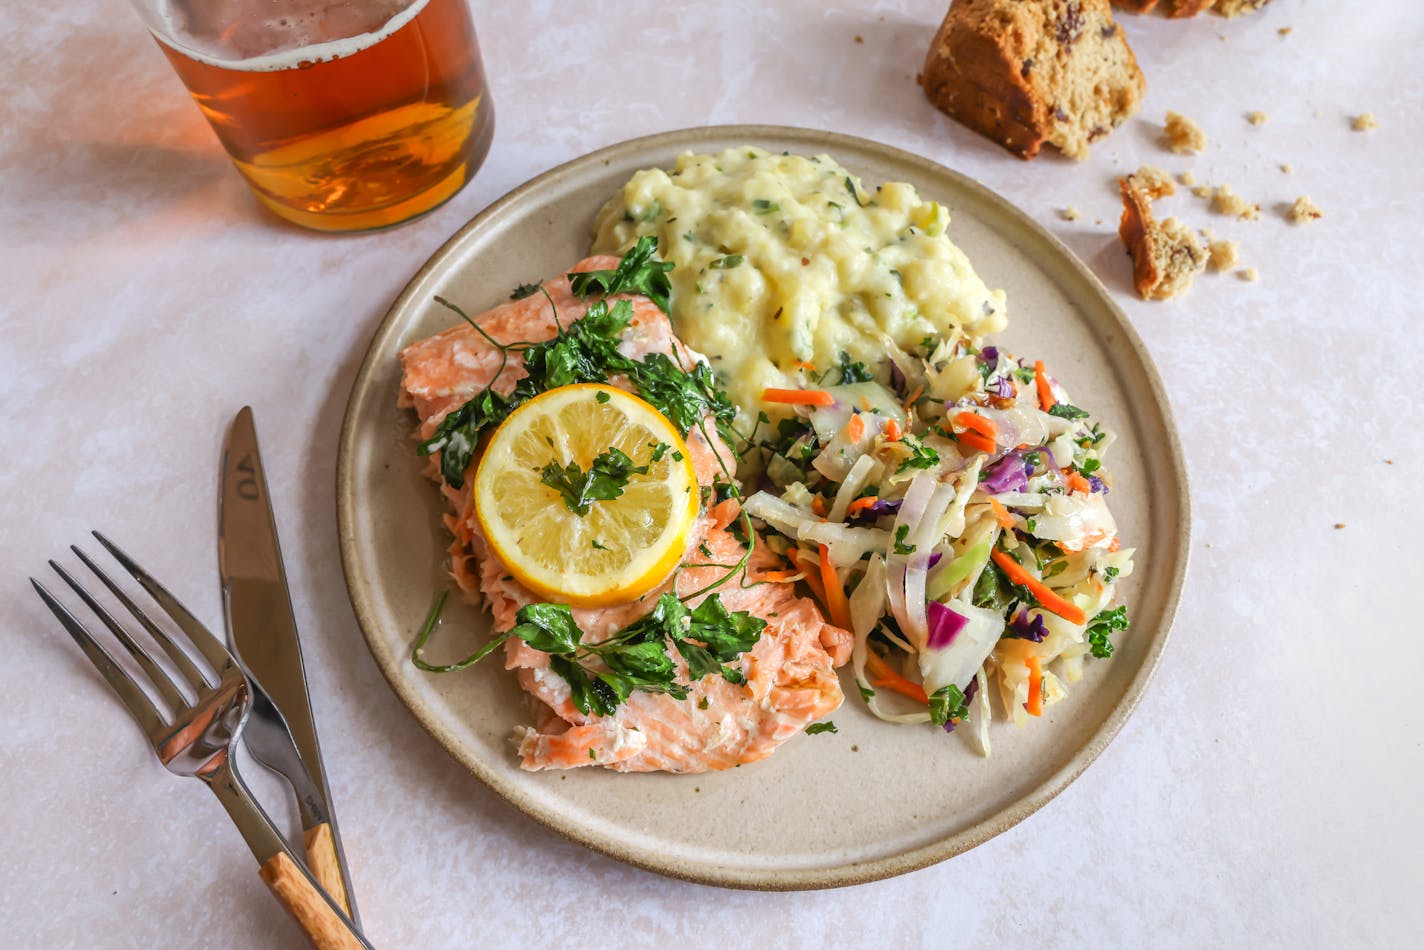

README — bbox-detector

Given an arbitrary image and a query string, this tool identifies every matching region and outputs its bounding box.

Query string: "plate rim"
[335,123,1192,890]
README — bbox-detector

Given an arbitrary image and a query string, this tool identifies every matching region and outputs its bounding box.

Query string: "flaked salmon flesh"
[398,257,852,773]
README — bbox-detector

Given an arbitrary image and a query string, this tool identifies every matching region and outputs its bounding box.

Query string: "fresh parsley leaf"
[1015,367,1037,384]
[509,602,582,655]
[419,387,511,488]
[1086,605,1128,658]
[539,446,648,517]
[1103,566,1119,580]
[929,684,968,725]
[1079,457,1101,476]
[510,281,541,300]
[893,525,916,555]
[566,235,674,312]
[686,594,767,660]
[649,441,670,463]
[805,721,838,735]
[858,683,875,702]
[595,390,610,404]
[1048,403,1091,421]
[709,255,743,270]
[836,350,873,384]
[895,435,940,474]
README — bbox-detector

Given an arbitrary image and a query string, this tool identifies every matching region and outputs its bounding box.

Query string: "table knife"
[219,406,360,922]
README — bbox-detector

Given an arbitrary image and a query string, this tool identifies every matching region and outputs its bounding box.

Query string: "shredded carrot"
[796,549,829,605]
[756,569,803,583]
[954,410,999,441]
[1065,470,1092,494]
[763,387,835,407]
[902,385,925,410]
[1034,360,1055,411]
[1025,655,1044,716]
[956,430,996,455]
[1108,536,1121,553]
[811,495,827,517]
[864,651,929,705]
[846,495,880,517]
[884,418,902,441]
[990,549,1087,624]
[793,359,816,372]
[819,544,852,631]
[988,497,1016,530]
[845,413,865,442]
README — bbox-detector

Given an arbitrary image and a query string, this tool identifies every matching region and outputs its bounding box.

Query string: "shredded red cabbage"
[981,453,1028,494]
[928,551,943,569]
[992,375,1014,399]
[1088,474,1108,493]
[1024,446,1060,475]
[980,346,999,364]
[1008,609,1048,642]
[926,600,968,650]
[889,361,906,394]
[865,499,901,517]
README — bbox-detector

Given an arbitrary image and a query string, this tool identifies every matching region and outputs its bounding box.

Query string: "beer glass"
[127,0,494,231]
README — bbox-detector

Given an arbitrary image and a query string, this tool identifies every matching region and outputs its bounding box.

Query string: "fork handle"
[260,850,365,950]
[302,823,352,916]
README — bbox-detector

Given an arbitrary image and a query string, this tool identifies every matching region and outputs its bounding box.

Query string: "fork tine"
[31,578,168,736]
[49,559,190,712]
[92,531,235,677]
[72,545,216,693]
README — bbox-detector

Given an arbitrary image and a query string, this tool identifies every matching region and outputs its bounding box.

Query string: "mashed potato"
[591,147,1007,428]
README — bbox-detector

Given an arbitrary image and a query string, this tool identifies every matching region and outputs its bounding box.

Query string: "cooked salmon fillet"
[398,257,852,773]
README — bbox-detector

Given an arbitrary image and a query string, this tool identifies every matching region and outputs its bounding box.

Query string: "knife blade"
[219,406,360,923]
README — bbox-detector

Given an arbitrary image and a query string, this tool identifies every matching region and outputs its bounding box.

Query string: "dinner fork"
[30,532,372,950]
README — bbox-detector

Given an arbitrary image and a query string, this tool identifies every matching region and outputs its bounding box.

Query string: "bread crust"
[922,0,1145,161]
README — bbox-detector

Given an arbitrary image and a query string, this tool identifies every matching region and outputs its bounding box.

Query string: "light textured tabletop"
[2,2,1419,947]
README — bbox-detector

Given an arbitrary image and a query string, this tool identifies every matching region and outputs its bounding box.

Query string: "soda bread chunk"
[1118,173,1206,300]
[922,0,1146,160]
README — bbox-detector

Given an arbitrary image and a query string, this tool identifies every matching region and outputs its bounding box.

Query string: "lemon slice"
[473,383,700,607]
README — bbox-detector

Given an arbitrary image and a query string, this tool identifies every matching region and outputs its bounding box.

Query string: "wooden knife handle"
[259,849,364,950]
[302,822,352,916]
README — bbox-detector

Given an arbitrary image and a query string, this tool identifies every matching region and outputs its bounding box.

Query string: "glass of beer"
[127,0,494,232]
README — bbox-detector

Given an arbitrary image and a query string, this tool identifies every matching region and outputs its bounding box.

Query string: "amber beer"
[150,0,492,231]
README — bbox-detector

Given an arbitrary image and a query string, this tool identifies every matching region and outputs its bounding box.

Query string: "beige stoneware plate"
[337,126,1189,890]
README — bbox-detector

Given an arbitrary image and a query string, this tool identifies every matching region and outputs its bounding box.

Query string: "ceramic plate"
[336,126,1189,890]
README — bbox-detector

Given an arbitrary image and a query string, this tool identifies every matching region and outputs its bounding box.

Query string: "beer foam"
[156,0,430,72]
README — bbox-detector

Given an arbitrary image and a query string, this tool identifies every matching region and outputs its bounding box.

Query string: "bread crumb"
[1207,239,1240,272]
[1211,184,1261,220]
[1164,111,1207,154]
[1060,206,1081,221]
[1118,174,1206,301]
[1288,195,1323,224]
[854,34,864,44]
[1333,523,1346,530]
[1352,113,1378,131]
[1278,27,1292,36]
[1281,163,1294,173]
[1191,184,1213,199]
[1238,267,1259,282]
[1179,170,1197,186]
[1247,111,1268,126]
[1131,165,1176,199]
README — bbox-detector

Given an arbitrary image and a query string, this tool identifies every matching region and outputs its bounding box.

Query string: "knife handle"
[259,849,364,950]
[303,822,352,916]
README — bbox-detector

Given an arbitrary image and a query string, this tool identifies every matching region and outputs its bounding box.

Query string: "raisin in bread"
[922,0,1145,160]
[1118,172,1206,300]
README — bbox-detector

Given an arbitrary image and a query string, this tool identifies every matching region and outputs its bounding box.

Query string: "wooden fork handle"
[259,849,364,950]
[302,822,352,916]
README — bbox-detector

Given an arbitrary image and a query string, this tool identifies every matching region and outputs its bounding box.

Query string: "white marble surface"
[2,1,1420,947]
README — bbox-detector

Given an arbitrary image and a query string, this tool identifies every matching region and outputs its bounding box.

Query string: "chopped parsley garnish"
[420,239,736,488]
[1078,457,1101,476]
[709,255,743,270]
[893,525,916,555]
[413,592,765,716]
[858,683,875,702]
[539,446,648,517]
[929,684,968,725]
[805,721,838,735]
[844,175,867,207]
[566,235,673,312]
[595,390,610,404]
[649,441,670,462]
[591,540,608,550]
[1048,402,1091,421]
[510,281,542,300]
[1103,566,1119,580]
[752,199,781,215]
[1015,367,1038,384]
[1085,605,1129,659]
[895,435,940,474]
[835,350,873,384]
